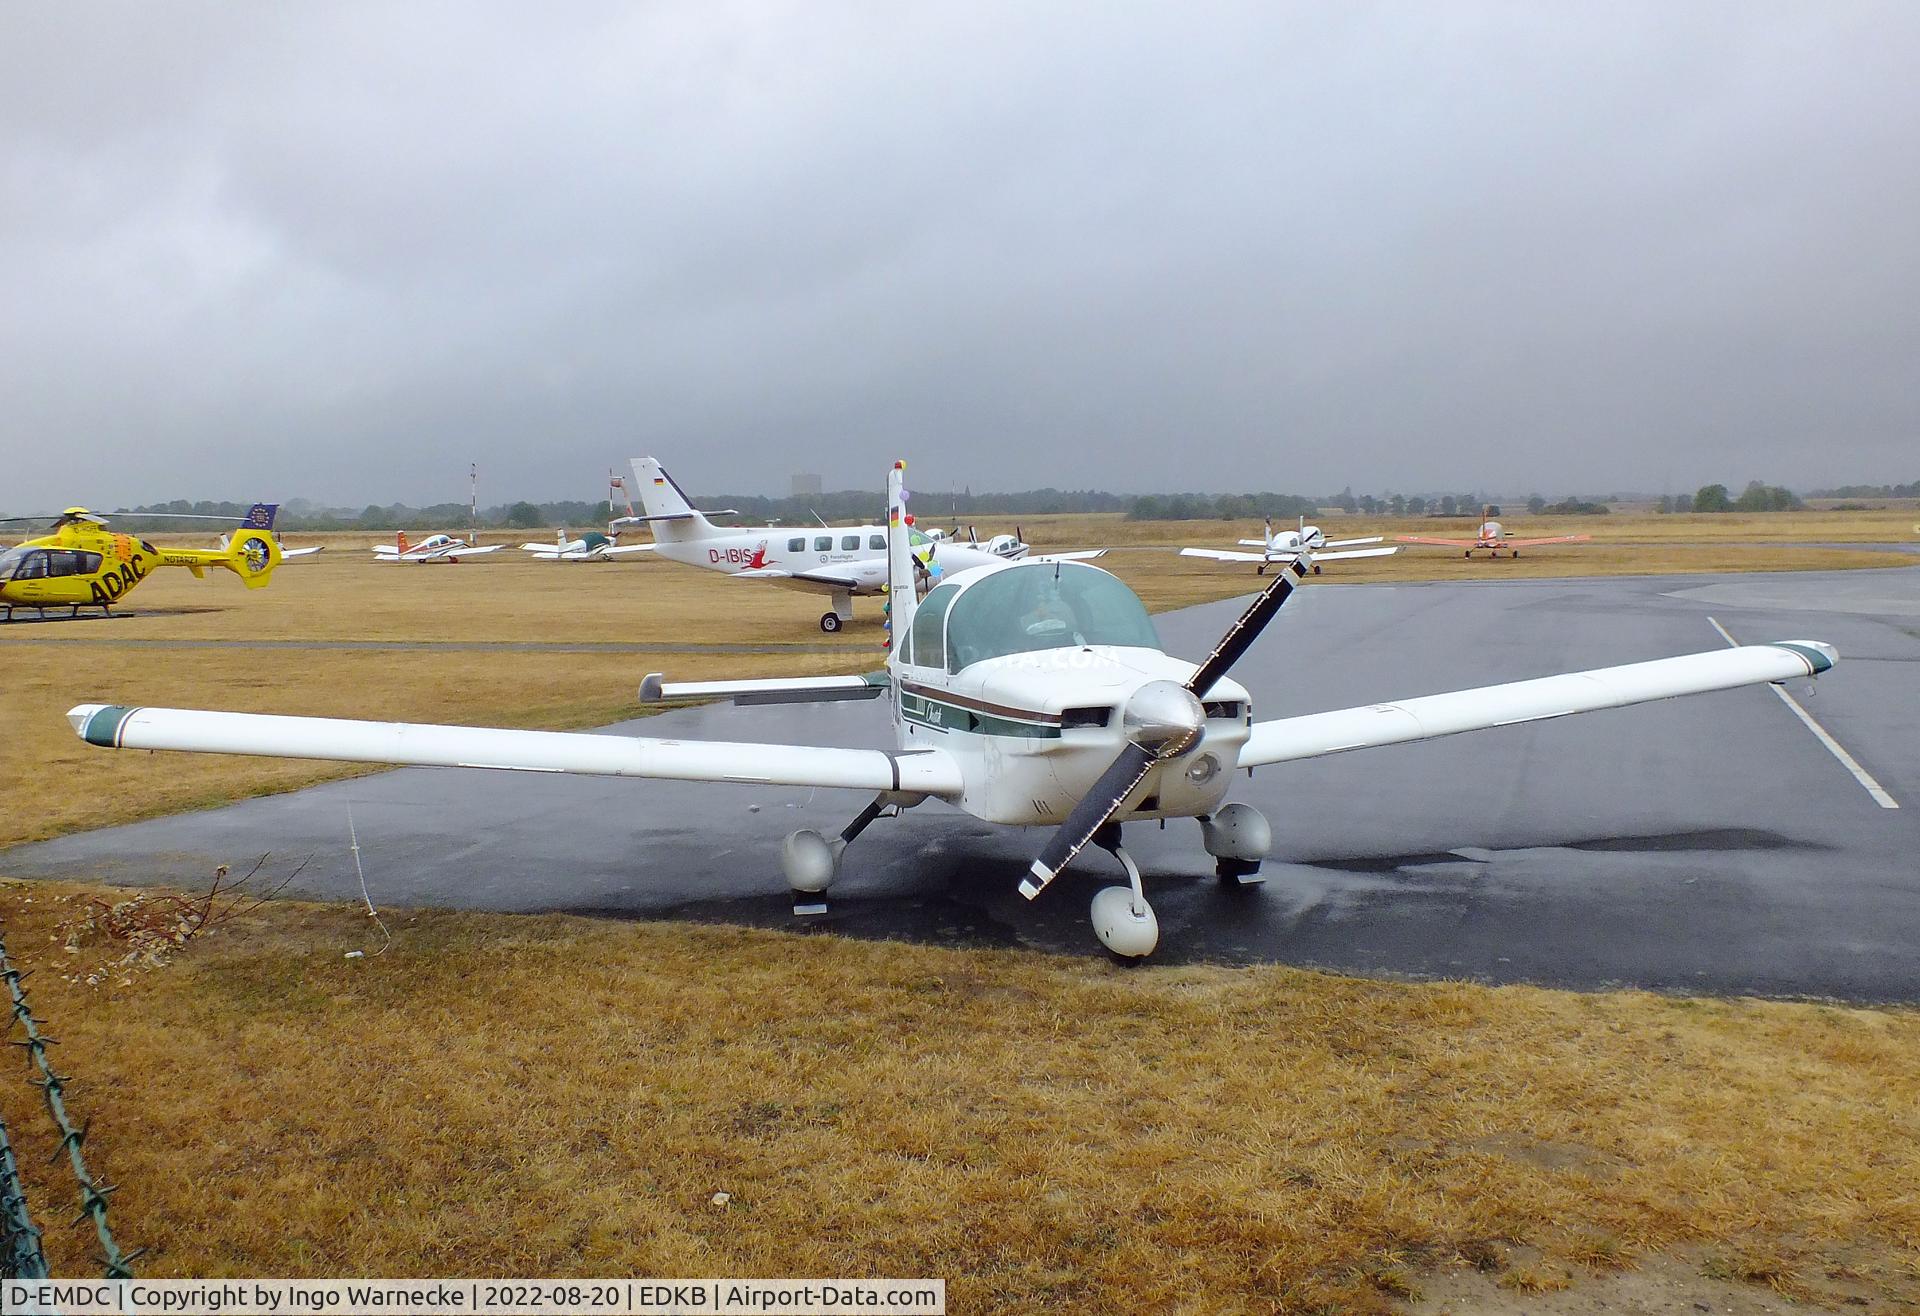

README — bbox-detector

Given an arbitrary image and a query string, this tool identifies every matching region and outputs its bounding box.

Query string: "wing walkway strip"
[1707,616,1899,809]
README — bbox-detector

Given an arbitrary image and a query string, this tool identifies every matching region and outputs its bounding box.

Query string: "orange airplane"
[1397,510,1591,559]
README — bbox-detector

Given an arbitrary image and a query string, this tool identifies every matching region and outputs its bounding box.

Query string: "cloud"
[2,1,1916,510]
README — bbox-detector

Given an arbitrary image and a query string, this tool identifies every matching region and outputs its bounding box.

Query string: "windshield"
[944,563,1160,672]
[0,546,35,581]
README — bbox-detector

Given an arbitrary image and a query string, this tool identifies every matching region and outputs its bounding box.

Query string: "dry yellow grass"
[0,888,1914,1311]
[1,518,1917,1306]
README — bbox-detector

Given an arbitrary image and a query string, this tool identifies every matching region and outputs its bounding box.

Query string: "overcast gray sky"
[2,1,1916,510]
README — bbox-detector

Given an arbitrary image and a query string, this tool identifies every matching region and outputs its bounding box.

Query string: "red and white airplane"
[1397,513,1591,559]
[371,531,505,563]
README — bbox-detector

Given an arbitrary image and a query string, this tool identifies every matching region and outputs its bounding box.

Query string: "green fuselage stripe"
[900,692,1061,739]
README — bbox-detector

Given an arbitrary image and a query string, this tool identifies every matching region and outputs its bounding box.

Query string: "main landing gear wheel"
[781,795,893,914]
[819,611,843,633]
[1311,563,1323,575]
[1201,803,1271,886]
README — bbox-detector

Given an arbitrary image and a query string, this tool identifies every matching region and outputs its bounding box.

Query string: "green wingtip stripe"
[82,705,137,748]
[1771,642,1833,675]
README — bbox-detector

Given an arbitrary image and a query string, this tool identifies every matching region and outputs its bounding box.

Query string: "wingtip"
[1771,641,1838,674]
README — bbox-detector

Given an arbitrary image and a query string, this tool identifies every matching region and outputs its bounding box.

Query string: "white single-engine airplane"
[1181,516,1397,575]
[372,532,505,564]
[928,525,1031,560]
[625,457,1100,632]
[69,462,1839,959]
[522,529,655,563]
[1397,515,1592,559]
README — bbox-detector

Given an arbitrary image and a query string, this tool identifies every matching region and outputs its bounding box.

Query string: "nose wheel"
[1091,832,1159,960]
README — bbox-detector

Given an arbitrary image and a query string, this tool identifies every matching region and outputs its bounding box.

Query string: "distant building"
[791,472,823,497]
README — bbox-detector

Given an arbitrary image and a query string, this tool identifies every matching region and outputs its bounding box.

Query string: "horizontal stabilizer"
[638,671,890,705]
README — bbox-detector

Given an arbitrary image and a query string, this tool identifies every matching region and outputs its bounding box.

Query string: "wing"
[732,567,867,591]
[1029,549,1107,562]
[1239,641,1836,767]
[1392,535,1475,547]
[1312,546,1398,562]
[1179,548,1271,563]
[446,543,504,556]
[280,546,325,559]
[1502,534,1593,548]
[1323,535,1384,548]
[68,704,963,797]
[600,544,657,557]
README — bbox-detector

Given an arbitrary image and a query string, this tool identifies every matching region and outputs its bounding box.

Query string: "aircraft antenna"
[469,463,478,541]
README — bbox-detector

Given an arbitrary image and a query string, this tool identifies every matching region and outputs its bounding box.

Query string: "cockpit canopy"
[904,561,1161,673]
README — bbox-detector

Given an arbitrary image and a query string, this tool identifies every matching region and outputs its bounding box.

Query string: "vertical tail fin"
[886,461,917,656]
[628,457,719,543]
[397,531,411,554]
[242,503,279,531]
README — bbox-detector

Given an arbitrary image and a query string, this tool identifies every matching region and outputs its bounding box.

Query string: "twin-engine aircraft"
[1181,516,1398,574]
[0,504,310,621]
[1397,515,1592,558]
[372,532,505,563]
[69,461,1838,958]
[624,457,1100,632]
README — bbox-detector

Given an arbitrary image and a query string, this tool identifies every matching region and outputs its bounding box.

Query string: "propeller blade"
[1019,742,1158,899]
[1185,557,1308,697]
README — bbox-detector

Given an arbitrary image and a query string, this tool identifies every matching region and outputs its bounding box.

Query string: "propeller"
[1018,556,1310,899]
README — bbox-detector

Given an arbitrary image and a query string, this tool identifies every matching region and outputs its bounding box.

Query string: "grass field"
[1,512,1916,1308]
[2,888,1916,1310]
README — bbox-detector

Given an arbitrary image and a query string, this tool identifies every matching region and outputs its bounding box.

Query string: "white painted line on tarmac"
[1708,616,1900,809]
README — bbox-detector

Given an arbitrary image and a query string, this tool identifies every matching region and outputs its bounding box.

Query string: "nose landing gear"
[1091,830,1158,960]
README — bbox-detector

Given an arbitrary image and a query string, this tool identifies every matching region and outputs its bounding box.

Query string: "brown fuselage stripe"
[898,680,1063,725]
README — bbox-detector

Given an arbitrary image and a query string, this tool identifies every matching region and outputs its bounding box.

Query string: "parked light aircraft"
[68,461,1839,958]
[372,532,505,564]
[0,504,308,621]
[523,471,655,561]
[624,457,1100,632]
[927,525,1030,560]
[1397,513,1592,558]
[1181,517,1398,575]
[522,530,655,562]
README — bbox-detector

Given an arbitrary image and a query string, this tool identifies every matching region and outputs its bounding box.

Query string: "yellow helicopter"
[0,503,305,621]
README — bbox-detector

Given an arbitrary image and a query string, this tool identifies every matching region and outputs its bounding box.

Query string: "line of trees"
[1661,482,1803,514]
[83,477,1852,533]
[1807,481,1920,499]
